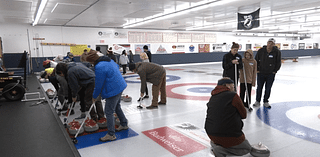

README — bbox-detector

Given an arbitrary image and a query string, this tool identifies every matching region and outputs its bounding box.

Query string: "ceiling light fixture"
[123,0,224,28]
[51,3,59,13]
[32,0,48,26]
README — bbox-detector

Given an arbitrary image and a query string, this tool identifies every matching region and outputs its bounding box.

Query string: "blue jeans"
[104,92,128,136]
[256,73,275,103]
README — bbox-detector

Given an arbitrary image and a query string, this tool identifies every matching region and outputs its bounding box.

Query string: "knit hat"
[86,50,99,63]
[129,63,136,71]
[231,42,239,49]
[217,78,234,85]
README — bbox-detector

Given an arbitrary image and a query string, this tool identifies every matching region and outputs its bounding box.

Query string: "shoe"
[75,114,86,119]
[143,95,149,99]
[263,102,271,109]
[146,105,158,109]
[116,125,129,132]
[158,101,166,105]
[137,97,142,102]
[99,134,116,142]
[62,109,74,116]
[253,101,260,107]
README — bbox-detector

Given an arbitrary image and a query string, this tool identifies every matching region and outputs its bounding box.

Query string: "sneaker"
[158,101,166,105]
[143,95,149,99]
[253,101,260,107]
[146,105,158,109]
[75,114,86,119]
[99,134,116,142]
[137,97,143,102]
[116,125,129,132]
[263,102,271,109]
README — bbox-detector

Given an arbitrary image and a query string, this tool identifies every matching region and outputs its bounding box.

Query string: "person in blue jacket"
[86,49,129,142]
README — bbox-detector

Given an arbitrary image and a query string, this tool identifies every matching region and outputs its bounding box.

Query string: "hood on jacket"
[244,49,254,60]
[94,56,111,66]
[211,85,231,96]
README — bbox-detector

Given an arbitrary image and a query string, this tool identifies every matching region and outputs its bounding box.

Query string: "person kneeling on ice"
[205,77,252,157]
[86,50,129,142]
[128,62,167,109]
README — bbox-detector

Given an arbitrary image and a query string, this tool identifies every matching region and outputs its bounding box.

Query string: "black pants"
[78,83,104,120]
[240,83,252,108]
[48,76,59,92]
[145,84,148,96]
[121,64,127,74]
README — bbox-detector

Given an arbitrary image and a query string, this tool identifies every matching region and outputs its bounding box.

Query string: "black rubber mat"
[0,74,80,157]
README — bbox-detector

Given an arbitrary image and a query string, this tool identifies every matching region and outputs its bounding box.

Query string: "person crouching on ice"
[205,77,252,157]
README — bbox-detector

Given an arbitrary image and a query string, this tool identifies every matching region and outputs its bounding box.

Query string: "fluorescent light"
[51,3,59,13]
[123,0,225,28]
[32,0,48,26]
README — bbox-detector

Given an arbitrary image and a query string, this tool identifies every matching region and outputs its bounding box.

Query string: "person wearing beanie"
[239,49,257,108]
[253,38,281,109]
[75,49,104,120]
[128,62,166,109]
[86,50,128,142]
[205,77,252,157]
[222,42,243,91]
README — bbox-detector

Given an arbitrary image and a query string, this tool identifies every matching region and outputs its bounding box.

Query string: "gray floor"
[42,56,320,157]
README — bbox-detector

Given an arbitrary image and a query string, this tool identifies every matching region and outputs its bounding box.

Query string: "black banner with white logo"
[238,8,260,30]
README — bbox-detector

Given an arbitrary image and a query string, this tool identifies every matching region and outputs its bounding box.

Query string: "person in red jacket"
[205,77,252,157]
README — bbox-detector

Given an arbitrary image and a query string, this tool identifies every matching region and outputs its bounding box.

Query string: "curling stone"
[123,95,132,102]
[84,118,99,132]
[97,117,108,128]
[114,113,120,126]
[67,120,84,135]
[46,89,55,99]
[39,78,46,83]
[250,142,270,157]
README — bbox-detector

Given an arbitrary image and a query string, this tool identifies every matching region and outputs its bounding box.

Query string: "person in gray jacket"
[55,62,104,121]
[253,38,281,108]
[129,62,166,109]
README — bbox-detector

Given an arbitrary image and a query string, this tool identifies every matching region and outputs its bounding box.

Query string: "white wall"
[0,23,319,57]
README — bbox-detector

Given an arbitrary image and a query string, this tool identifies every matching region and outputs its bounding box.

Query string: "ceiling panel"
[1,0,320,34]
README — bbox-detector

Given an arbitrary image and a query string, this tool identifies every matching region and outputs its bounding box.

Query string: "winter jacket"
[255,46,281,74]
[239,51,257,86]
[107,53,117,63]
[119,54,129,65]
[145,50,152,62]
[205,85,247,148]
[67,62,95,97]
[135,62,166,93]
[92,56,127,99]
[222,52,243,80]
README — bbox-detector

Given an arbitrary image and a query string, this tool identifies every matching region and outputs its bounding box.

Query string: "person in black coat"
[253,38,281,108]
[222,42,243,91]
[143,45,152,62]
